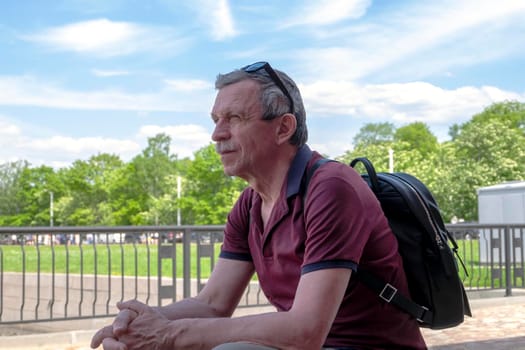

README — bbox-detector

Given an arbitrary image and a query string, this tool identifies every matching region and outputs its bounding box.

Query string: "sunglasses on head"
[241,61,294,114]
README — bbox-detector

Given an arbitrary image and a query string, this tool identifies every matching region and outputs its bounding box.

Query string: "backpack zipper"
[389,174,444,249]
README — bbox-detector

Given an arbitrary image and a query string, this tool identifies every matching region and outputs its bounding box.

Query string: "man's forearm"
[166,311,323,350]
[156,297,230,321]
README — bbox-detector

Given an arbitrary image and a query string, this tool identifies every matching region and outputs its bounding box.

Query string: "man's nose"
[211,119,230,141]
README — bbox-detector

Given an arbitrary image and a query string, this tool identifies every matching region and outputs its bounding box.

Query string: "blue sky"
[1,0,524,168]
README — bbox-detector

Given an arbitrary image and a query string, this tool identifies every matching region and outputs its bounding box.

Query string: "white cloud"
[0,121,142,167]
[0,118,23,164]
[164,79,213,92]
[301,80,525,126]
[0,118,21,136]
[139,124,211,158]
[188,0,237,40]
[0,75,215,112]
[92,69,130,77]
[295,0,525,82]
[0,115,212,167]
[4,0,525,165]
[210,0,236,40]
[311,139,353,159]
[25,135,138,154]
[283,0,371,28]
[21,18,187,57]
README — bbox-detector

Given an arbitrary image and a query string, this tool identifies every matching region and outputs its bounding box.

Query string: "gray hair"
[215,66,308,147]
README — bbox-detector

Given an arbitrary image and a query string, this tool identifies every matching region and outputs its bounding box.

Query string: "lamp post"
[49,191,54,227]
[388,148,394,173]
[177,176,181,226]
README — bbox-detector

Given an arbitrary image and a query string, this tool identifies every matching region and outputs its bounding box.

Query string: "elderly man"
[91,62,426,350]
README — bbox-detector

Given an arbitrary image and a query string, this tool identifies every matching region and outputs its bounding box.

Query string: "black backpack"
[305,157,472,329]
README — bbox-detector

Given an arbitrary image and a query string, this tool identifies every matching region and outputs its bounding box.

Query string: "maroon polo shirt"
[220,145,426,349]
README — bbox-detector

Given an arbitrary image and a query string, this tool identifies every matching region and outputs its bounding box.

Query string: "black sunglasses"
[241,61,294,113]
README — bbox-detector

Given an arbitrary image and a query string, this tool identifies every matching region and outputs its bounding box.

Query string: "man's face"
[211,79,280,180]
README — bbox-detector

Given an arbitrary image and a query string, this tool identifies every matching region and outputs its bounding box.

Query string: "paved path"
[421,294,525,349]
[1,294,524,349]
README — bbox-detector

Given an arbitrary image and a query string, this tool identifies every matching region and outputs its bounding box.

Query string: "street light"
[177,176,181,226]
[49,191,54,227]
[388,148,394,173]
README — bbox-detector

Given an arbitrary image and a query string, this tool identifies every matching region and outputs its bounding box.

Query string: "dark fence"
[447,223,524,296]
[0,224,523,325]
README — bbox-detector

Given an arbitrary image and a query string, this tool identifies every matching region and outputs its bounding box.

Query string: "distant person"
[91,61,427,349]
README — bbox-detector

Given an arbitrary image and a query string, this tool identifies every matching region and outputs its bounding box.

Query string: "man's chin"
[222,165,235,177]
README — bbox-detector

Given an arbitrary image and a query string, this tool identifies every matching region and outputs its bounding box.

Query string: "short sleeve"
[220,187,254,262]
[301,162,385,273]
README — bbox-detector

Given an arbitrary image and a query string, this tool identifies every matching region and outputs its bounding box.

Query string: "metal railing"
[446,223,524,296]
[0,224,523,325]
[0,225,267,325]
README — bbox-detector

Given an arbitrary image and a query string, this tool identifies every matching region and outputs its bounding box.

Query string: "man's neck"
[250,146,298,206]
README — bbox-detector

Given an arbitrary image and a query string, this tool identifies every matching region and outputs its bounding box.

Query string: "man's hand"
[90,300,140,349]
[109,300,174,350]
[90,325,126,350]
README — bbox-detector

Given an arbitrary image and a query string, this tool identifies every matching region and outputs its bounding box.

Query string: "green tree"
[449,100,525,140]
[131,133,179,225]
[0,160,30,225]
[450,118,525,221]
[2,101,523,227]
[352,122,395,147]
[339,122,396,170]
[338,142,393,172]
[438,101,525,221]
[58,153,124,225]
[0,162,64,226]
[106,162,149,225]
[394,122,438,157]
[21,165,64,226]
[180,144,247,225]
[455,118,524,177]
[469,100,525,130]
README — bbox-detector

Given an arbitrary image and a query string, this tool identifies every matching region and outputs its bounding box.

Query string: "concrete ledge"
[0,330,95,349]
[0,306,276,349]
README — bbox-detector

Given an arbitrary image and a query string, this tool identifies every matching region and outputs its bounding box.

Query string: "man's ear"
[276,113,297,145]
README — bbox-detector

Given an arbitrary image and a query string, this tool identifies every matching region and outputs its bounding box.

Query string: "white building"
[478,181,525,224]
[477,181,525,263]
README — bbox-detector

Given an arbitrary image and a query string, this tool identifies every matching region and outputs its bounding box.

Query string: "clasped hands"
[91,300,172,350]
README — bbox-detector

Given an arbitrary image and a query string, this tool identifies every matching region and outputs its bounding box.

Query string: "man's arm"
[90,257,255,349]
[121,267,352,350]
[158,257,256,320]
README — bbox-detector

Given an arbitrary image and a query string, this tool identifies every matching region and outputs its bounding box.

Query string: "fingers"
[117,299,148,315]
[91,325,115,348]
[112,308,138,337]
[102,337,128,350]
[91,325,129,350]
[92,300,150,349]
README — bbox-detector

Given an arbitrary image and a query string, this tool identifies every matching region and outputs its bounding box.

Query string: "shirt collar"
[286,144,312,198]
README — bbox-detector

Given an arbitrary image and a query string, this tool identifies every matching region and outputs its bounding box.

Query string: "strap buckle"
[417,305,430,323]
[379,283,397,303]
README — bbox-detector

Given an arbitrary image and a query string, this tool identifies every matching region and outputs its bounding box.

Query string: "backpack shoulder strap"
[304,158,432,323]
[300,158,337,207]
[301,158,334,213]
[303,158,334,193]
[356,267,433,324]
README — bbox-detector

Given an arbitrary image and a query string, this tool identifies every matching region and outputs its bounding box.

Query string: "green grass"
[456,239,491,287]
[0,243,222,279]
[456,239,524,288]
[1,240,522,288]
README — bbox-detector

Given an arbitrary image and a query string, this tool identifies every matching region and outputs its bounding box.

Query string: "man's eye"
[229,115,242,123]
[212,115,243,124]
